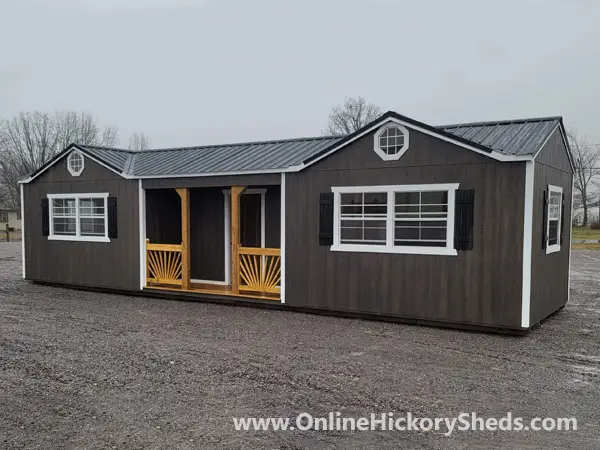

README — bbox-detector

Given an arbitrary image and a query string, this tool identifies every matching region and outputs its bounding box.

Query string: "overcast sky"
[1,0,599,148]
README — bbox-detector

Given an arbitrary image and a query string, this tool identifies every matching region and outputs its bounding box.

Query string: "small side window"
[545,185,563,254]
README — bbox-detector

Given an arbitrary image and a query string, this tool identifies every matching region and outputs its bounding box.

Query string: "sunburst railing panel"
[238,247,281,294]
[146,240,183,286]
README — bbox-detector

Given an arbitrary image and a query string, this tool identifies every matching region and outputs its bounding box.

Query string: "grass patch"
[572,227,600,240]
[572,243,600,250]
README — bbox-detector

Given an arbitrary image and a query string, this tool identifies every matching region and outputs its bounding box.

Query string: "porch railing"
[146,240,183,286]
[238,247,281,295]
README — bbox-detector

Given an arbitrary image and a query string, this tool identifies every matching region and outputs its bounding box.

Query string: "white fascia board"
[19,145,128,184]
[297,117,533,171]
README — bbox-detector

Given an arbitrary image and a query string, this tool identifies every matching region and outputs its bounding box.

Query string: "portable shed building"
[19,111,574,333]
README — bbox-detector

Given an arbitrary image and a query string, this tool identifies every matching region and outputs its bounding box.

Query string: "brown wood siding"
[285,128,526,329]
[190,187,225,281]
[265,186,281,248]
[142,174,281,190]
[529,130,573,326]
[23,157,140,290]
[535,128,573,173]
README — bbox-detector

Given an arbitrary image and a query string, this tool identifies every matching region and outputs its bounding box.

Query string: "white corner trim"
[20,184,25,279]
[280,173,286,303]
[568,176,574,304]
[373,123,410,161]
[67,150,85,176]
[545,184,563,255]
[139,180,146,290]
[521,161,535,328]
[224,194,231,285]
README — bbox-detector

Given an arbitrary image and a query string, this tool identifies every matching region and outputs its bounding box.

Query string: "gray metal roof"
[73,115,561,179]
[78,145,133,172]
[80,136,343,177]
[438,117,561,156]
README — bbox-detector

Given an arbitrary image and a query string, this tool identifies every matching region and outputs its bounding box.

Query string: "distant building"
[0,206,21,230]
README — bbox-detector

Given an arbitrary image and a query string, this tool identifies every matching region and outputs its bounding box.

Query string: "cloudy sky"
[1,0,599,148]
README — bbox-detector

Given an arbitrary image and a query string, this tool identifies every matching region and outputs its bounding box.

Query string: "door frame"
[223,188,266,285]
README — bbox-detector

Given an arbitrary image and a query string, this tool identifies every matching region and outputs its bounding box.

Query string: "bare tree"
[128,132,149,151]
[0,111,121,207]
[568,128,600,226]
[324,96,382,136]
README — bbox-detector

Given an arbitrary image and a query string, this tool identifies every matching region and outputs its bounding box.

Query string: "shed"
[19,111,573,333]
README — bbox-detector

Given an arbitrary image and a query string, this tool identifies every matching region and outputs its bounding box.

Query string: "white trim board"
[19,145,128,184]
[521,161,535,328]
[20,184,25,279]
[138,180,146,290]
[280,173,286,304]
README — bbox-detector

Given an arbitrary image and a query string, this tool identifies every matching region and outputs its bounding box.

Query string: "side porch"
[139,175,285,302]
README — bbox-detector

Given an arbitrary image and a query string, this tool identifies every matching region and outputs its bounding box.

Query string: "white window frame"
[373,123,410,161]
[331,183,459,256]
[546,185,563,255]
[67,150,85,177]
[47,193,110,243]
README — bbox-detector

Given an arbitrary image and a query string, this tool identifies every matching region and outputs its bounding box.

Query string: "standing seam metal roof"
[75,115,562,178]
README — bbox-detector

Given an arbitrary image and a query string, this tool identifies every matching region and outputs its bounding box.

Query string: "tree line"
[0,111,149,208]
[2,99,599,227]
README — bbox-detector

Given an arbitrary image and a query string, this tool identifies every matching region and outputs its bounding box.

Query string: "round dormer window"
[67,151,85,176]
[374,124,410,161]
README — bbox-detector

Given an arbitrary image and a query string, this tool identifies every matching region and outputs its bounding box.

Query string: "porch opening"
[143,185,281,301]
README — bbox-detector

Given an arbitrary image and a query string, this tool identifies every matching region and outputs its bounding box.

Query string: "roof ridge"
[135,135,341,153]
[438,116,562,129]
[78,144,134,153]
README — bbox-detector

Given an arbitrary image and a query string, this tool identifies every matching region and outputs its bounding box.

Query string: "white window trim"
[47,193,110,243]
[67,150,85,177]
[330,183,459,256]
[546,185,563,255]
[373,123,410,161]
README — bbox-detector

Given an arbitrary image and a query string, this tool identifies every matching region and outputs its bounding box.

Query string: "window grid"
[378,127,406,156]
[340,192,388,245]
[49,195,108,240]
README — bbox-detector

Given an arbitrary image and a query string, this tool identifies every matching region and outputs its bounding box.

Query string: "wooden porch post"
[176,188,191,290]
[231,186,246,294]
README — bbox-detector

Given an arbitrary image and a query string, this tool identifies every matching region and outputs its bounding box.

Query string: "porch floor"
[145,282,280,302]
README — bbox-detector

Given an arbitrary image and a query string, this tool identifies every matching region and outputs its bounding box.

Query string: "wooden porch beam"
[176,188,191,290]
[231,186,246,294]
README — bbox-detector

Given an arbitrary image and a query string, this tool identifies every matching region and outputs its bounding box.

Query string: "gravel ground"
[0,242,599,449]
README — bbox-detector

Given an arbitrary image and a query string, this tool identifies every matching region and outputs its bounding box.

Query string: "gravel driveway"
[1,242,599,449]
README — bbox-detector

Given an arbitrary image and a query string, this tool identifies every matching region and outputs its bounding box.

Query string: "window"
[374,124,410,161]
[546,185,563,254]
[48,193,109,242]
[0,212,7,223]
[67,151,85,176]
[332,184,459,256]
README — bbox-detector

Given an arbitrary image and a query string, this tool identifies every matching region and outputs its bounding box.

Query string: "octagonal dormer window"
[67,151,85,177]
[374,124,410,161]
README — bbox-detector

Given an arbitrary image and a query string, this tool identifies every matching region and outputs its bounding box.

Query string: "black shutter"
[108,197,118,239]
[41,198,49,236]
[454,189,474,251]
[560,193,565,245]
[542,190,548,250]
[319,192,334,246]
